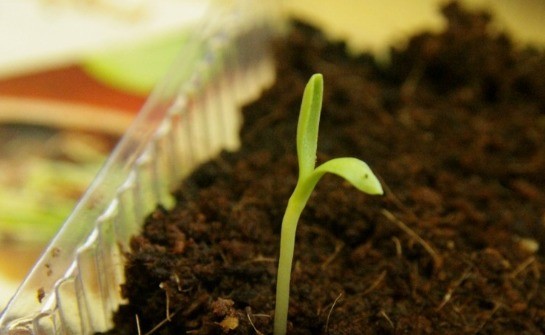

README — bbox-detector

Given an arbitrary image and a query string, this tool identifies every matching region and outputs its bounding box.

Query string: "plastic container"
[0,1,283,334]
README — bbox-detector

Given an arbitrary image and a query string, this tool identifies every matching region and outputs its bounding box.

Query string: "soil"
[101,2,545,334]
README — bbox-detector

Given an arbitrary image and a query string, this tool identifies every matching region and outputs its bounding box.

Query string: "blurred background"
[0,0,543,310]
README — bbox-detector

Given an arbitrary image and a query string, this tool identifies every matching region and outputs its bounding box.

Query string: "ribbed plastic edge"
[0,1,283,334]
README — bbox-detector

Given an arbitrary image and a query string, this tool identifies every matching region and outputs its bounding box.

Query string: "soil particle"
[100,2,545,334]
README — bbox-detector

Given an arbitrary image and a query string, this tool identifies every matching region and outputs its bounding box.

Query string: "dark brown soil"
[101,2,545,334]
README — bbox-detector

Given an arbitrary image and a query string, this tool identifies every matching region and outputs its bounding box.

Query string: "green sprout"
[273,74,384,335]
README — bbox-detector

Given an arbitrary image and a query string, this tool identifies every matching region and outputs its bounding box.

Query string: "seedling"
[273,74,383,335]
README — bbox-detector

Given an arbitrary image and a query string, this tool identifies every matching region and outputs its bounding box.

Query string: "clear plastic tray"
[0,1,283,334]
